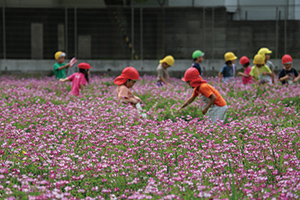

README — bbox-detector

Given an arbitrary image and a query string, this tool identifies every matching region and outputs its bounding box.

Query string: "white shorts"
[208,105,228,123]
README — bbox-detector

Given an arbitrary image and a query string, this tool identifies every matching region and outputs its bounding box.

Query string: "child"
[249,54,272,84]
[178,67,227,123]
[191,50,204,76]
[53,51,77,80]
[219,52,237,83]
[279,54,300,85]
[59,62,91,96]
[156,55,174,86]
[258,47,275,84]
[238,56,253,84]
[114,66,141,106]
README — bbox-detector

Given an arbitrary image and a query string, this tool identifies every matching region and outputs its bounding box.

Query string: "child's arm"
[121,97,139,105]
[177,95,196,111]
[252,76,259,84]
[218,72,223,83]
[159,76,168,85]
[294,74,300,83]
[57,63,70,70]
[202,94,216,115]
[271,69,275,84]
[177,96,196,111]
[80,84,85,90]
[59,78,70,82]
[262,72,272,76]
[279,75,290,82]
[238,72,250,77]
[134,96,141,102]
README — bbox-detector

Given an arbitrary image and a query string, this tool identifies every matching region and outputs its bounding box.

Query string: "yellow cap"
[159,55,175,66]
[224,52,238,61]
[253,54,265,65]
[54,51,66,60]
[258,48,272,60]
[258,47,272,56]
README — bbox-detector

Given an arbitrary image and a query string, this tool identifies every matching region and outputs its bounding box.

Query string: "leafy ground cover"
[0,75,300,199]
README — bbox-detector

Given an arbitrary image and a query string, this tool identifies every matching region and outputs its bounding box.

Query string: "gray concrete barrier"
[1,59,299,78]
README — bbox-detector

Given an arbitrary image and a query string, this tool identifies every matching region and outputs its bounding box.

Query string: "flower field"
[0,75,300,199]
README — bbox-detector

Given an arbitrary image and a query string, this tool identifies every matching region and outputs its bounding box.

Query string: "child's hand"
[284,75,290,80]
[59,79,63,82]
[238,72,243,76]
[134,96,141,102]
[176,107,181,112]
[262,72,268,75]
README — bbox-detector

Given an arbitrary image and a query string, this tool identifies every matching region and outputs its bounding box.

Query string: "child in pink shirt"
[114,66,141,106]
[238,56,253,84]
[59,62,91,96]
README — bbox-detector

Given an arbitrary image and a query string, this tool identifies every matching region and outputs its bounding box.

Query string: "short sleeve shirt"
[157,64,169,82]
[249,65,272,80]
[191,62,202,76]
[53,62,66,80]
[117,85,134,100]
[242,66,253,84]
[278,68,299,85]
[68,72,87,96]
[192,83,227,107]
[266,60,274,70]
[220,64,235,78]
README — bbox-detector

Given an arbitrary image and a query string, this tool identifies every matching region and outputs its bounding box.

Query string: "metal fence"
[0,5,299,60]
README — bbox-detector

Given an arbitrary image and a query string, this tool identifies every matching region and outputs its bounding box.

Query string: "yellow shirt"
[249,65,271,80]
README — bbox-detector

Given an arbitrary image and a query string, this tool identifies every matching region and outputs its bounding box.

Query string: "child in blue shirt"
[219,52,237,83]
[191,50,204,76]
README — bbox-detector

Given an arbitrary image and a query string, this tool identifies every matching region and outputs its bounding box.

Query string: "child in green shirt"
[53,51,77,80]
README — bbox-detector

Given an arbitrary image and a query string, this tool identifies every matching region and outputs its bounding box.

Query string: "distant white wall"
[169,0,225,7]
[169,0,300,20]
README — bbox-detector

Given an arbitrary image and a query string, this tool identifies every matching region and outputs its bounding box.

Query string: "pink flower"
[0,168,8,174]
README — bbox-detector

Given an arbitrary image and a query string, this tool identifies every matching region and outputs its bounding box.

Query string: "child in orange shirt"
[114,66,141,107]
[178,67,227,123]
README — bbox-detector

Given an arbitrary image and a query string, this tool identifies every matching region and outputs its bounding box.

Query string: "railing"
[0,5,299,60]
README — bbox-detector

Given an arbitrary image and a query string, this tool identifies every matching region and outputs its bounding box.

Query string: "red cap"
[282,54,293,64]
[239,56,250,65]
[181,67,200,82]
[114,67,140,85]
[181,67,207,87]
[78,62,92,69]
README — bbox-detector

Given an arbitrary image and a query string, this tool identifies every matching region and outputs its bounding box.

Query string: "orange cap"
[114,67,140,85]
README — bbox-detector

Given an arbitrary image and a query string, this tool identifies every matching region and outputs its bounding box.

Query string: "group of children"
[53,48,300,123]
[217,48,300,85]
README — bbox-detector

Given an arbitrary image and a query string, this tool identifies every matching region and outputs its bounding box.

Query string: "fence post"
[140,8,143,60]
[2,6,6,59]
[74,7,77,58]
[212,7,214,59]
[275,7,279,58]
[65,7,68,58]
[284,6,287,54]
[202,7,205,51]
[131,7,134,60]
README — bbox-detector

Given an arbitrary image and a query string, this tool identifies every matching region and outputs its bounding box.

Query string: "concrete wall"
[1,59,300,77]
[0,0,106,8]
